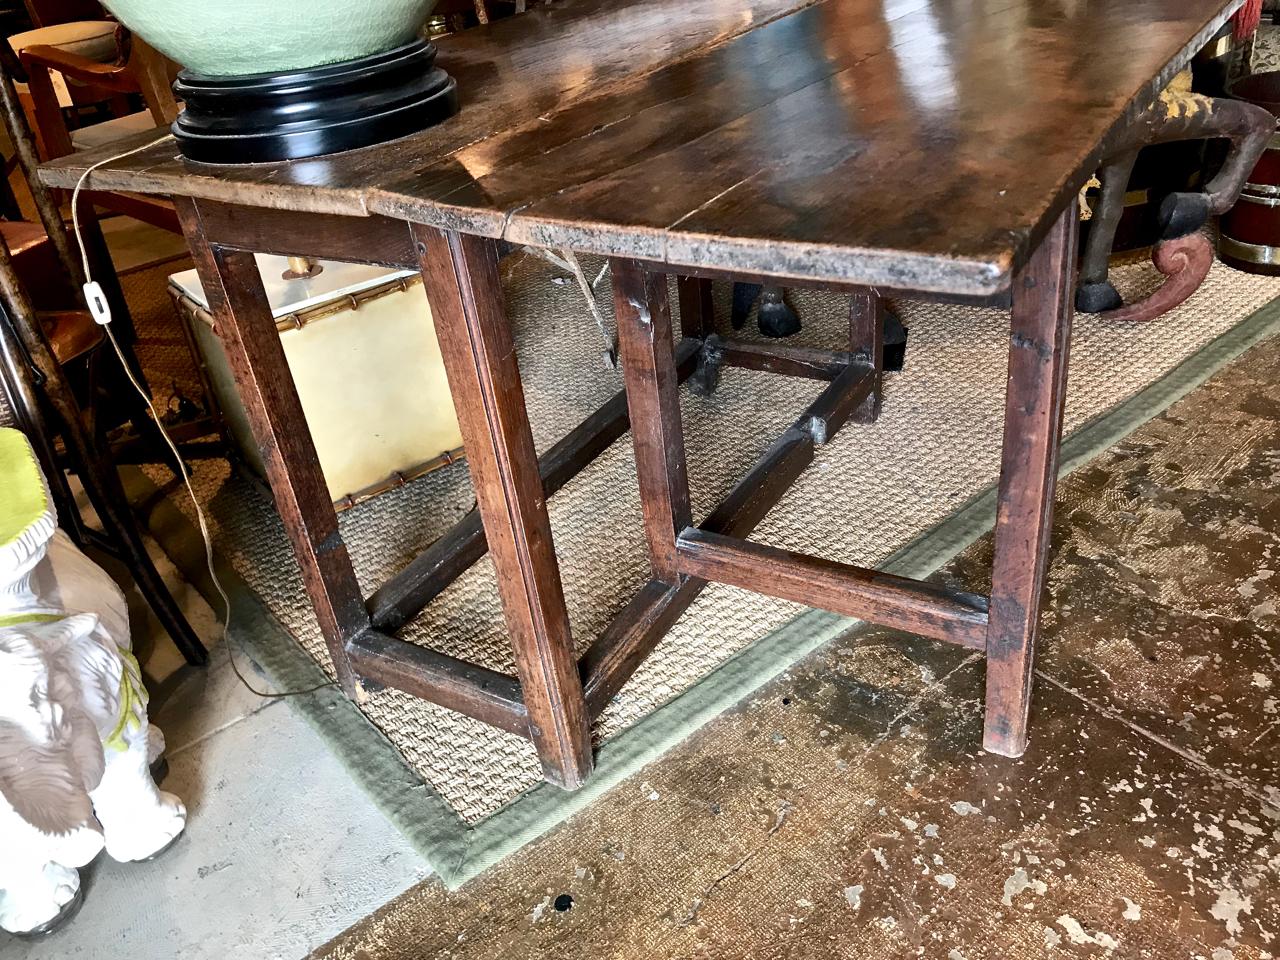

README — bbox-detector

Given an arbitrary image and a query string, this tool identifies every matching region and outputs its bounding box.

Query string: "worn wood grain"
[804,361,875,445]
[579,427,813,717]
[677,528,990,650]
[39,0,1242,293]
[367,338,702,634]
[983,202,1079,758]
[848,289,885,423]
[191,202,417,268]
[346,631,529,736]
[711,335,853,381]
[38,0,820,209]
[699,427,813,537]
[580,578,701,716]
[580,347,869,715]
[54,0,1242,775]
[415,224,593,789]
[613,259,693,584]
[178,198,365,690]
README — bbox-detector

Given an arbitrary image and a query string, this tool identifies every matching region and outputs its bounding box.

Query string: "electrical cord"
[72,134,333,700]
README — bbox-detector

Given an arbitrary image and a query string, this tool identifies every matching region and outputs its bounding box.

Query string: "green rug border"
[124,294,1280,890]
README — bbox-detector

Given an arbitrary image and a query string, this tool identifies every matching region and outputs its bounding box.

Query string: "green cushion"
[0,427,51,550]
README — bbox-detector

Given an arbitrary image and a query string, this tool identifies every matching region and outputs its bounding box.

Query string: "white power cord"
[71,134,331,700]
[519,244,617,367]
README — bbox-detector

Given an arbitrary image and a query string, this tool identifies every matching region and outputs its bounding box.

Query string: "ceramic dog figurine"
[0,428,185,936]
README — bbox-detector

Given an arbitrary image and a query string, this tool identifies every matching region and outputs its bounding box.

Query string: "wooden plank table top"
[41,0,1241,295]
[35,0,1255,787]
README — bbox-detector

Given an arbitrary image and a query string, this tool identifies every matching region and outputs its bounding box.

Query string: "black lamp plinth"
[172,39,458,164]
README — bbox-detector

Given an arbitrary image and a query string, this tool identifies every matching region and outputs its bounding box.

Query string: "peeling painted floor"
[313,334,1280,960]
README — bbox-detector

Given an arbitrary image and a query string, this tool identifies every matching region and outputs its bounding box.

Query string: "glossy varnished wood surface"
[42,0,1242,293]
[39,0,817,211]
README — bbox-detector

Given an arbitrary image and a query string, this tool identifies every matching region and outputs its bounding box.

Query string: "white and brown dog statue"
[0,428,185,936]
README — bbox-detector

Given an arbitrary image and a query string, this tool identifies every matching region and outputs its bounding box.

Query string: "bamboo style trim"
[173,272,424,335]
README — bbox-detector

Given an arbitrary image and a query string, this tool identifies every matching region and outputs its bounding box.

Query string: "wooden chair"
[0,241,207,665]
[18,27,179,231]
[6,1,123,150]
[0,175,206,664]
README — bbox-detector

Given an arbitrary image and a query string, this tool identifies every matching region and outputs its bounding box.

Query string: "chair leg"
[78,456,210,666]
[0,308,88,547]
[983,201,1077,757]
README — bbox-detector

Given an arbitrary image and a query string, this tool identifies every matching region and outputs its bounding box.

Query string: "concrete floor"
[312,335,1280,959]
[1,533,431,960]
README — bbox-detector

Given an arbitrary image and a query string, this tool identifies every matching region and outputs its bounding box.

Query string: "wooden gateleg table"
[41,0,1265,789]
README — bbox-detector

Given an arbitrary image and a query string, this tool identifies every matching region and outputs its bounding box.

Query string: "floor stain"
[313,339,1280,958]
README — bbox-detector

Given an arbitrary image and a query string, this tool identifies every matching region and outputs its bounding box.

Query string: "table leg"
[414,225,593,789]
[676,275,715,339]
[613,259,693,585]
[983,202,1078,757]
[176,198,367,695]
[848,289,884,424]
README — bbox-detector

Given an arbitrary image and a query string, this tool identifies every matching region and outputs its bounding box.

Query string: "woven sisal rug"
[126,250,1280,881]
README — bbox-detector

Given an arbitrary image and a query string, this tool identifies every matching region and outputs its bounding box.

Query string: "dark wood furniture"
[19,30,181,231]
[1076,69,1272,318]
[0,242,209,667]
[41,0,1256,788]
[1220,70,1280,273]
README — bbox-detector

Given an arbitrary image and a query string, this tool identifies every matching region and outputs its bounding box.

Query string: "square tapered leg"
[415,225,593,789]
[177,197,366,694]
[983,202,1078,757]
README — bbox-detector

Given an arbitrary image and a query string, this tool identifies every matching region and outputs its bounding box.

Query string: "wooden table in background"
[42,0,1254,789]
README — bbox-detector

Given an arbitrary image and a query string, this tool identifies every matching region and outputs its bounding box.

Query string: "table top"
[42,0,1242,295]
